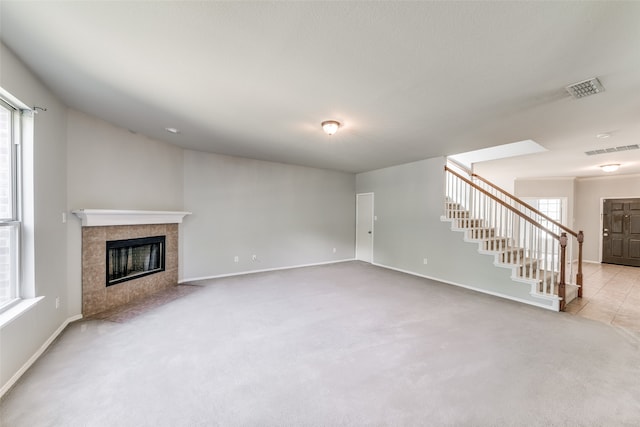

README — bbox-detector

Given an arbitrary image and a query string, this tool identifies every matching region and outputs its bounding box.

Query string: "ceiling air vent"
[585,144,639,156]
[566,78,604,99]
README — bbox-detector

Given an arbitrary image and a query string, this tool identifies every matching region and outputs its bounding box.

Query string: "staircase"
[442,163,584,311]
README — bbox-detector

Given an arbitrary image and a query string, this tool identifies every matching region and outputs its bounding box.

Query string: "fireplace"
[106,235,165,286]
[73,209,190,317]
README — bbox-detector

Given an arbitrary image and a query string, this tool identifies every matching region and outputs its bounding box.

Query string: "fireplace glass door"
[106,236,165,286]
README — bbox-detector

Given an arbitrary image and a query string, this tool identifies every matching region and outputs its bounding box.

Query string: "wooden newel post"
[559,232,567,311]
[577,230,584,298]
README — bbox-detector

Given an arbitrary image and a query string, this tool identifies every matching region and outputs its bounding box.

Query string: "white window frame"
[0,97,22,312]
[522,197,568,227]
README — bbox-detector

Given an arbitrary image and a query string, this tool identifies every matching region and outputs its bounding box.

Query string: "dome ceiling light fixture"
[321,120,341,136]
[600,164,620,173]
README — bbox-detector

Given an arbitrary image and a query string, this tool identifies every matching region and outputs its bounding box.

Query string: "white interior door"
[356,193,374,263]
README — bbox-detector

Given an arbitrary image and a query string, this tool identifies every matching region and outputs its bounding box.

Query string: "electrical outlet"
[423,258,428,265]
[333,247,337,253]
[234,256,239,263]
[55,297,60,309]
[61,212,67,223]
[252,254,257,261]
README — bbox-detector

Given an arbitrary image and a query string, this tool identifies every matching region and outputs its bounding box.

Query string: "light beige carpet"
[1,261,639,426]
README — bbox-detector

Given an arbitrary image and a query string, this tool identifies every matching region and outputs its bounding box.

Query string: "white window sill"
[0,297,44,329]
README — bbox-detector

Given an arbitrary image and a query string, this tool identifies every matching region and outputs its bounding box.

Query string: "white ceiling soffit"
[1,2,640,176]
[449,140,548,169]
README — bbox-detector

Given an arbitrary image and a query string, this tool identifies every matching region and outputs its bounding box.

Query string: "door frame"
[599,195,640,262]
[356,192,374,263]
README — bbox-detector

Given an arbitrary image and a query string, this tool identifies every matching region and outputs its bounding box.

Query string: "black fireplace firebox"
[106,236,165,286]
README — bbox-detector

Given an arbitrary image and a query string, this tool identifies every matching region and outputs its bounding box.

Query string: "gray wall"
[182,150,355,280]
[67,109,184,210]
[473,161,516,194]
[356,157,550,308]
[575,174,640,262]
[0,44,69,389]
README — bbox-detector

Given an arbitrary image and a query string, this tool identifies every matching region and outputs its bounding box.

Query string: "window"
[0,98,20,310]
[537,198,562,224]
[523,197,567,232]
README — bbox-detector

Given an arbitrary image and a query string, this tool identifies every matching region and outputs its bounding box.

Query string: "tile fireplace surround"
[74,210,190,317]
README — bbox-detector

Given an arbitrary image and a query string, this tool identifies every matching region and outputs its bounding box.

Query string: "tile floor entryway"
[566,262,640,334]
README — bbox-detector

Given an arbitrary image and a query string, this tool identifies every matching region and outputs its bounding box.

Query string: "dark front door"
[602,198,640,267]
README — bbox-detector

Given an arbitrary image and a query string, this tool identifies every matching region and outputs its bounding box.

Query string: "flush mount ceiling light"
[321,120,341,135]
[165,127,180,134]
[596,133,611,139]
[600,164,620,173]
[565,77,605,99]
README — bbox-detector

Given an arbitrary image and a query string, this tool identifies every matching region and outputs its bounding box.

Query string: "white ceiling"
[1,1,640,177]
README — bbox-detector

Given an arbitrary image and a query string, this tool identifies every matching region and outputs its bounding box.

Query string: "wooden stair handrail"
[445,164,584,311]
[445,166,561,240]
[470,170,585,302]
[471,172,578,238]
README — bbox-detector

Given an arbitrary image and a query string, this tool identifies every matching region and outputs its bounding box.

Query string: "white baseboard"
[179,258,356,283]
[0,314,83,398]
[372,262,557,312]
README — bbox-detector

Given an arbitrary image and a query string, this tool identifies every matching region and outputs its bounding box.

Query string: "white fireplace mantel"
[71,209,192,227]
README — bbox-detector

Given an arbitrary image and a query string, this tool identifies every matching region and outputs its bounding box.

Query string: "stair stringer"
[491,257,578,307]
[442,214,564,311]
